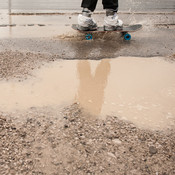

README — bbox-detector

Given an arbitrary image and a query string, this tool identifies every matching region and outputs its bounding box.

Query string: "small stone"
[107,152,116,158]
[149,146,158,155]
[139,135,146,141]
[120,129,126,134]
[64,124,69,128]
[99,166,104,171]
[112,139,122,145]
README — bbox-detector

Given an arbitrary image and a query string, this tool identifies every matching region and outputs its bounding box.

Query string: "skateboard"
[72,24,142,41]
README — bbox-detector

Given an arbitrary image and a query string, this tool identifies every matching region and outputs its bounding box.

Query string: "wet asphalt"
[0,12,175,59]
[0,0,175,60]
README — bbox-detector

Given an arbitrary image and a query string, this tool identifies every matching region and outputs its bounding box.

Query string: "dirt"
[0,50,59,80]
[0,54,175,130]
[0,50,175,175]
[0,104,175,175]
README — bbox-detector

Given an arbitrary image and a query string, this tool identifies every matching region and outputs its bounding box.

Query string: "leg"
[81,0,98,12]
[102,0,118,11]
[78,0,98,31]
[103,0,123,31]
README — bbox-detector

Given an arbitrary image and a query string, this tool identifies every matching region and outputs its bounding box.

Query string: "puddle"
[0,57,175,130]
[0,60,78,111]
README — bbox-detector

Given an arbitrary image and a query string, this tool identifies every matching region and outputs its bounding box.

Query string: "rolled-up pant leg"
[102,0,118,11]
[81,0,98,12]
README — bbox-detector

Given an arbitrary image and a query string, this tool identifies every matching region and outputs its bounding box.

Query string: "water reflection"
[0,57,174,129]
[76,59,110,115]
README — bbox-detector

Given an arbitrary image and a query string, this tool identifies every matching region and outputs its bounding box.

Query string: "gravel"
[0,50,59,80]
[0,103,175,175]
[0,50,175,174]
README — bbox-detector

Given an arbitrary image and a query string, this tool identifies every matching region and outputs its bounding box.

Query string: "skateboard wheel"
[85,34,93,40]
[124,33,131,41]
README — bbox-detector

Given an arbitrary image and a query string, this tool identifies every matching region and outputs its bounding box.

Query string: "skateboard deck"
[72,24,142,40]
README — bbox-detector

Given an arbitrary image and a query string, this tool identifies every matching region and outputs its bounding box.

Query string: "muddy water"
[0,60,78,111]
[0,57,175,130]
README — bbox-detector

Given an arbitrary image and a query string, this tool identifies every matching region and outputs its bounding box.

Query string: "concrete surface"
[0,12,175,59]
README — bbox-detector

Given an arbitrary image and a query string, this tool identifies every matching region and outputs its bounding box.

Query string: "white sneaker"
[104,13,123,31]
[78,11,97,31]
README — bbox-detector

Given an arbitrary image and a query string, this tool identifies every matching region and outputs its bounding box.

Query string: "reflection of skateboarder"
[78,0,123,31]
[76,60,111,116]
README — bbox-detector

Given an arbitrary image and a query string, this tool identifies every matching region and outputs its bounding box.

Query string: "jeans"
[81,0,118,12]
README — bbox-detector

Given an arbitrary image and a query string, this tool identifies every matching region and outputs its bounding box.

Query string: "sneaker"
[104,9,123,31]
[78,9,97,31]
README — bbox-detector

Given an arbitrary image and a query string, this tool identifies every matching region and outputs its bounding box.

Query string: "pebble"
[107,152,116,158]
[112,139,122,145]
[149,146,158,155]
[0,100,174,175]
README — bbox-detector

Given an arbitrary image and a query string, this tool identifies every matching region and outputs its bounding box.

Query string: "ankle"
[106,9,118,16]
[82,8,92,17]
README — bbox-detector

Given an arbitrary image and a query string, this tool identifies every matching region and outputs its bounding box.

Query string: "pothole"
[0,56,175,130]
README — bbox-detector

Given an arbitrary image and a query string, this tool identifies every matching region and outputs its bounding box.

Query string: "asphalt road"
[0,13,175,58]
[0,0,175,12]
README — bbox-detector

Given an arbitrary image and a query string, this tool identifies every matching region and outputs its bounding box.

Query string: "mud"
[0,51,175,174]
[0,54,175,130]
[0,104,175,175]
[0,50,60,80]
